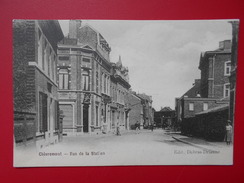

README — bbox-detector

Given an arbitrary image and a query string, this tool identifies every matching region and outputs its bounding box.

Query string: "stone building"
[110,57,131,131]
[137,93,154,128]
[13,20,64,147]
[58,20,112,135]
[127,91,144,129]
[57,20,131,135]
[127,92,154,129]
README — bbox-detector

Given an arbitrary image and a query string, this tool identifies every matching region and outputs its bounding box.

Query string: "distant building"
[127,92,154,129]
[137,93,154,128]
[13,20,64,147]
[127,91,144,129]
[154,107,176,129]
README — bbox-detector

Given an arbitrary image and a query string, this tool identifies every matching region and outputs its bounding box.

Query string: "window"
[101,73,104,93]
[96,106,99,127]
[48,48,51,76]
[203,103,208,111]
[82,58,90,68]
[39,92,48,133]
[224,83,230,97]
[82,70,90,91]
[224,61,231,76]
[189,103,194,111]
[37,29,43,68]
[104,75,106,93]
[96,71,99,93]
[58,69,69,89]
[43,40,48,71]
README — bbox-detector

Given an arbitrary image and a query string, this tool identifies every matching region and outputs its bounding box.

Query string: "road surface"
[14,129,233,167]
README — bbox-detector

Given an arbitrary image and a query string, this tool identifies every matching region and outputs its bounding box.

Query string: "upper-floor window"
[96,71,99,93]
[104,75,107,94]
[189,103,194,111]
[58,69,69,90]
[224,61,231,76]
[37,29,43,68]
[203,103,208,111]
[82,70,90,91]
[101,73,104,93]
[224,83,230,98]
[82,58,91,68]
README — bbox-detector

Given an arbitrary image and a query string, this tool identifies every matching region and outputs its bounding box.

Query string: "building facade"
[13,20,64,148]
[137,93,154,128]
[127,91,144,129]
[199,40,232,99]
[58,20,131,135]
[127,92,154,129]
[110,57,131,131]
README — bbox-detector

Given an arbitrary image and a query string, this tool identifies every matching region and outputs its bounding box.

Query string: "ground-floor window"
[96,106,99,127]
[39,92,48,133]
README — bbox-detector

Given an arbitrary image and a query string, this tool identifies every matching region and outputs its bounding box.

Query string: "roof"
[160,107,173,112]
[195,104,229,115]
[181,79,201,98]
[137,93,152,102]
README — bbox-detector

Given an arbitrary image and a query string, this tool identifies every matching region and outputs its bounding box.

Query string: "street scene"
[13,20,239,166]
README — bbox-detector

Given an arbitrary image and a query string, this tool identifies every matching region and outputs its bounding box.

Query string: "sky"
[59,20,232,111]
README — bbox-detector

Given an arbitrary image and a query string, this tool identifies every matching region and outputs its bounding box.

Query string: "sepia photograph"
[13,19,239,167]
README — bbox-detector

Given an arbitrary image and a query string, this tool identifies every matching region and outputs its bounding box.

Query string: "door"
[83,104,89,132]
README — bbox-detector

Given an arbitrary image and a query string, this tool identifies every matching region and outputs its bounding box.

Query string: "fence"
[181,108,228,141]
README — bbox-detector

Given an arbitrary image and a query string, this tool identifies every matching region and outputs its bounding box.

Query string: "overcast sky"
[59,20,232,111]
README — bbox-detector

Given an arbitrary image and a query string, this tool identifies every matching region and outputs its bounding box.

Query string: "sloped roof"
[160,107,173,111]
[196,104,229,115]
[137,93,152,102]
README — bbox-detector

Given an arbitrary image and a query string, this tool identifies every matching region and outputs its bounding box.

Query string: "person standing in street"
[226,120,233,145]
[116,121,121,136]
[135,121,140,134]
[151,123,154,132]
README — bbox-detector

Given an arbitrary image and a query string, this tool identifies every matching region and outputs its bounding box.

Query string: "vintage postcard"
[13,19,239,167]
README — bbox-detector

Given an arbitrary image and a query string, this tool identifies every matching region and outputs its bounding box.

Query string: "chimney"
[69,20,82,39]
[219,40,231,50]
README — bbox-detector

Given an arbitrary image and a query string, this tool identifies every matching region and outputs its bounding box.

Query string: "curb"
[172,136,214,152]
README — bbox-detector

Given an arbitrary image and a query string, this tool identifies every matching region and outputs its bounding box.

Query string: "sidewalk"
[166,131,232,151]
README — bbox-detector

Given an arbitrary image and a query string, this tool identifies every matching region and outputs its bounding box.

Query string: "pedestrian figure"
[116,122,121,136]
[135,121,140,134]
[226,120,233,145]
[151,123,154,132]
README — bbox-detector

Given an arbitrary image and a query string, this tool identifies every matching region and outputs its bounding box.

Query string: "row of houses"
[13,20,154,148]
[175,21,239,141]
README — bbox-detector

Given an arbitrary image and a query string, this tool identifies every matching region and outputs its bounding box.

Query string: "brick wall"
[183,98,227,118]
[13,20,36,112]
[213,54,231,98]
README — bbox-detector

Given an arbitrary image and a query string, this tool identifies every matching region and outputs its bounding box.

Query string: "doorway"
[83,104,89,132]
